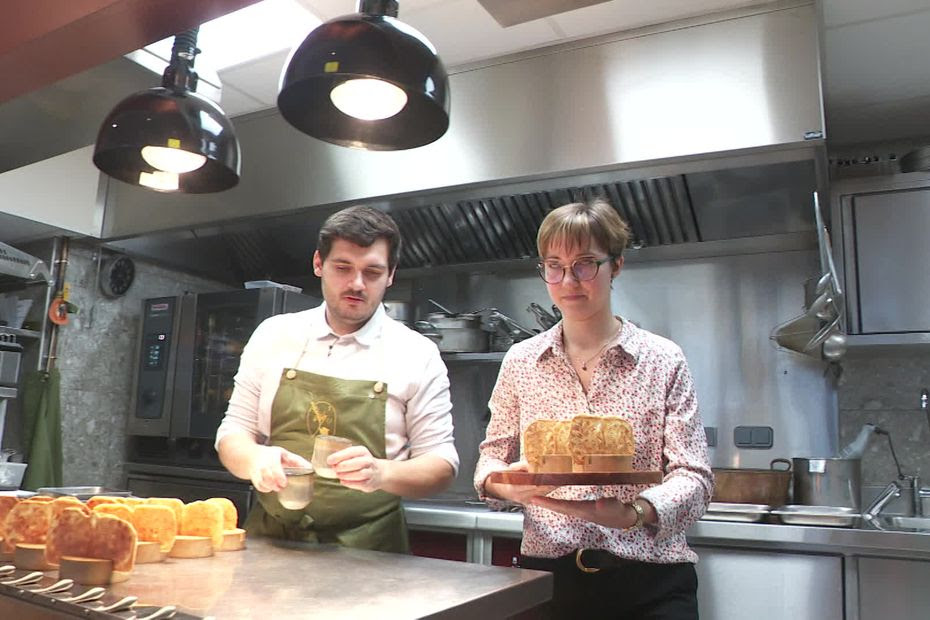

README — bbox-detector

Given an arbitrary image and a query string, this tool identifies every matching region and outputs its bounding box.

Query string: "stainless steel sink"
[867,515,930,532]
[885,516,930,530]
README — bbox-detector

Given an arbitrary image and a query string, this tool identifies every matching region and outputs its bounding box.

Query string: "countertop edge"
[403,502,930,560]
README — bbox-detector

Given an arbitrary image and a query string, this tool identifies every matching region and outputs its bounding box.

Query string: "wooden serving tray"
[488,471,663,486]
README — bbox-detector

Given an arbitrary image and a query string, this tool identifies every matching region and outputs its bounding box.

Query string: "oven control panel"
[130,297,178,436]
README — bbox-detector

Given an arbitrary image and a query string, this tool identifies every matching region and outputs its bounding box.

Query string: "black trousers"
[519,551,699,619]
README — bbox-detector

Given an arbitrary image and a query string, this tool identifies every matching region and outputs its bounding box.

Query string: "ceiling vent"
[390,176,699,268]
[477,0,612,27]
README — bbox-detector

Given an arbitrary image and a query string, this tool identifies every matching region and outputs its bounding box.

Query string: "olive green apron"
[244,360,409,553]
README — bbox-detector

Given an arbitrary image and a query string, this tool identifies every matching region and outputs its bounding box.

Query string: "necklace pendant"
[581,363,588,371]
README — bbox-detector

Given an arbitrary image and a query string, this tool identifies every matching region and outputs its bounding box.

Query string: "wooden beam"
[0,0,261,104]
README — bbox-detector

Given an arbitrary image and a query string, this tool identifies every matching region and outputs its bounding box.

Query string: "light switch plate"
[734,425,773,449]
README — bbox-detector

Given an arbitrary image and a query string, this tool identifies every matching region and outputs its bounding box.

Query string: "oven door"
[171,290,265,440]
[170,288,320,440]
[125,464,253,528]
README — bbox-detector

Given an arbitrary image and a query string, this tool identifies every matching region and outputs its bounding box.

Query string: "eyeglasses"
[536,257,613,284]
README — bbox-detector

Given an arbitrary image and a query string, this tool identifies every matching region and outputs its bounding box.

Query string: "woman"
[474,199,713,619]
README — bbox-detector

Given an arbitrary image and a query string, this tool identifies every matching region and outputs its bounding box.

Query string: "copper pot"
[712,458,792,505]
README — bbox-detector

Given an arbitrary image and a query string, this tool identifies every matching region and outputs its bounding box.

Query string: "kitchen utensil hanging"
[527,303,558,330]
[770,192,847,362]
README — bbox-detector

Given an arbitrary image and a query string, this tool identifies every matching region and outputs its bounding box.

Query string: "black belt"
[522,549,640,574]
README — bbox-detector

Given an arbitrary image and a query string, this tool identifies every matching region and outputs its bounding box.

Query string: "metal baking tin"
[771,505,861,527]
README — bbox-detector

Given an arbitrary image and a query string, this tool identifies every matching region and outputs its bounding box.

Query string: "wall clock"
[100,255,135,298]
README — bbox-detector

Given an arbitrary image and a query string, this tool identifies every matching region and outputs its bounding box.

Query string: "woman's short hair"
[318,206,402,270]
[536,199,631,258]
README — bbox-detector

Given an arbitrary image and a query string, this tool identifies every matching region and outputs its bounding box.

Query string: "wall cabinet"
[834,173,930,344]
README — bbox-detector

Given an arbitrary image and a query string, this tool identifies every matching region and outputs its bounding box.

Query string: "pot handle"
[414,321,442,341]
[770,458,792,472]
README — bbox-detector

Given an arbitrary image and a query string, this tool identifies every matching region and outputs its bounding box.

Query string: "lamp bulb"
[141,145,207,173]
[330,78,408,121]
[139,170,180,191]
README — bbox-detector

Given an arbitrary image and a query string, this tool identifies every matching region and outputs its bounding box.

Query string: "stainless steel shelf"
[441,352,506,363]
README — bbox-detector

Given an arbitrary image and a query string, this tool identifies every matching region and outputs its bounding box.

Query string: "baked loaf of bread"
[45,508,137,572]
[524,415,634,473]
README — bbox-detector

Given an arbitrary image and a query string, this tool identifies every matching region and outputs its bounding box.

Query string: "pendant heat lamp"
[93,29,241,193]
[278,0,450,150]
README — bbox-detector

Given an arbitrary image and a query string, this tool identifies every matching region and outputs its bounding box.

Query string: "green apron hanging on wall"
[22,369,63,490]
[245,357,408,553]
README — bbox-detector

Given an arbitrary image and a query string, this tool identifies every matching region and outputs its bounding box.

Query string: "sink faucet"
[872,428,922,516]
[862,479,905,526]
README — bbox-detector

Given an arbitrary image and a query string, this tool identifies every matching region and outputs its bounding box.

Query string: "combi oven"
[127,288,319,468]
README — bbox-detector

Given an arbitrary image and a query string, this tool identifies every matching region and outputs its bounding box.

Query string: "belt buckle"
[575,549,601,574]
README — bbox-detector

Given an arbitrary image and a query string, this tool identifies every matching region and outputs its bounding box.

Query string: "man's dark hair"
[317,206,402,271]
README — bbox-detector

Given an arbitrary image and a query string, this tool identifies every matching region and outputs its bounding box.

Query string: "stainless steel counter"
[403,501,930,561]
[98,537,550,619]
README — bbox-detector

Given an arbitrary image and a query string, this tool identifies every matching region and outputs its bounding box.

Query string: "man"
[216,206,458,552]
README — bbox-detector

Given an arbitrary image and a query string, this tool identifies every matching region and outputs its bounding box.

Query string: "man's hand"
[484,460,558,506]
[329,445,386,493]
[249,445,312,493]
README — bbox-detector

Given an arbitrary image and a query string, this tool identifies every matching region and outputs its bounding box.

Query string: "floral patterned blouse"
[474,318,713,563]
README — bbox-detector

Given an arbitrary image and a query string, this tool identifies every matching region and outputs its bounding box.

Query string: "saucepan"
[415,316,489,352]
[791,457,861,509]
[415,301,489,353]
[712,458,792,505]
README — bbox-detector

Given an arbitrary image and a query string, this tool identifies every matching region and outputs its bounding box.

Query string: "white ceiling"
[215,0,773,117]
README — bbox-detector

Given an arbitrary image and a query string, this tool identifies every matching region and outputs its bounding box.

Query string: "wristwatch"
[623,500,645,531]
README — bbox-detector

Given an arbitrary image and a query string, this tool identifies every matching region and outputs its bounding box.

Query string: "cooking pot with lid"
[712,458,792,505]
[415,312,489,353]
[423,312,483,329]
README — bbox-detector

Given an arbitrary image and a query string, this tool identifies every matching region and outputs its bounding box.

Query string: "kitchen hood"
[107,153,820,285]
[99,1,825,284]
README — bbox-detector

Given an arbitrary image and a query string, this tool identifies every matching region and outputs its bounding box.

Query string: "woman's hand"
[484,461,558,506]
[249,446,312,493]
[328,445,385,493]
[530,496,655,530]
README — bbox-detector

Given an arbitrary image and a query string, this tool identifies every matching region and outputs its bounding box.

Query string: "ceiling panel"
[220,50,290,107]
[218,82,269,117]
[822,0,930,29]
[403,0,561,68]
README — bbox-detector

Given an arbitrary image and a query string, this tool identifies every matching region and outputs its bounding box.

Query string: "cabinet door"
[858,557,930,620]
[409,530,468,562]
[693,546,842,620]
[853,188,930,333]
[491,536,521,567]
